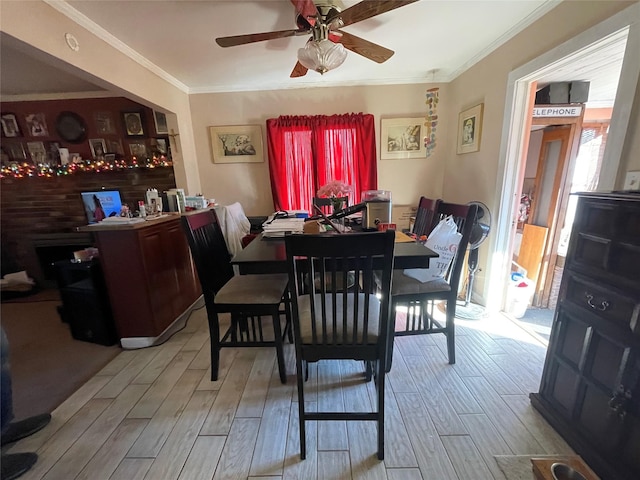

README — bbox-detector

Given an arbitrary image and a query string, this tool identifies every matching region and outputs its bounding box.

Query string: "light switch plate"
[623,170,640,190]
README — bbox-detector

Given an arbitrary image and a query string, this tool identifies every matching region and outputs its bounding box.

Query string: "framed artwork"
[25,113,49,137]
[94,111,116,135]
[123,112,144,136]
[55,111,87,143]
[380,117,426,160]
[26,141,46,164]
[4,142,27,161]
[89,138,107,158]
[1,113,21,137]
[209,125,263,163]
[107,139,124,155]
[457,103,483,154]
[129,142,147,157]
[152,138,168,155]
[153,110,168,135]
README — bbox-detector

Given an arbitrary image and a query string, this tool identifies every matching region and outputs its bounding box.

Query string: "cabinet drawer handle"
[585,292,610,311]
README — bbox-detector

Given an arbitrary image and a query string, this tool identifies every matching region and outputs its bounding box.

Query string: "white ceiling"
[0,0,625,106]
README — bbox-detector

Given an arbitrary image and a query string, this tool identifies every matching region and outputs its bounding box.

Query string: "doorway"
[487,6,639,318]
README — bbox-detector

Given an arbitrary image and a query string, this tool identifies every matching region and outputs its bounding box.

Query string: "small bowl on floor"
[551,462,587,480]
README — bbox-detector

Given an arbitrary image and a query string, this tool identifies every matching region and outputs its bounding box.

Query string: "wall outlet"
[623,171,640,190]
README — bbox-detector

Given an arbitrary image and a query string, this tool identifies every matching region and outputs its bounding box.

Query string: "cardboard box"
[391,205,417,232]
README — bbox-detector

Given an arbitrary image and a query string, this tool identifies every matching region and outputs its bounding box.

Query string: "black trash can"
[60,278,117,346]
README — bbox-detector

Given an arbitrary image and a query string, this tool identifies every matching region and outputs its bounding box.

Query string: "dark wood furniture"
[79,214,201,348]
[530,192,640,480]
[285,230,396,460]
[391,202,478,365]
[54,259,117,346]
[181,209,291,383]
[231,232,438,274]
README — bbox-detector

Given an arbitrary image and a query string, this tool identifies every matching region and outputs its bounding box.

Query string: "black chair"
[285,230,395,460]
[313,195,349,215]
[390,202,478,365]
[412,196,441,237]
[181,209,291,383]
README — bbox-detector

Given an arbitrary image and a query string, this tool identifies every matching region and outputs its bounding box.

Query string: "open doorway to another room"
[511,110,612,342]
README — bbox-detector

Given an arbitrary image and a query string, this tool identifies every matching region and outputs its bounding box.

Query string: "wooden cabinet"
[531,192,640,480]
[86,216,201,346]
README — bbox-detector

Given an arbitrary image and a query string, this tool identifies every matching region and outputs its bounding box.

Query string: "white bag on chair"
[403,215,462,283]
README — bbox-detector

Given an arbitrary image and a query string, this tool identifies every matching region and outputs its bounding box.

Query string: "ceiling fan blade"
[216,28,308,48]
[336,30,394,64]
[290,61,309,78]
[328,0,419,28]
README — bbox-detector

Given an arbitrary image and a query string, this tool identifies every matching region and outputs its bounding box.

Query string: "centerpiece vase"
[331,197,345,232]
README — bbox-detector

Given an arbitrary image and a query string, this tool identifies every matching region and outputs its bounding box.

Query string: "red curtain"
[266,113,377,213]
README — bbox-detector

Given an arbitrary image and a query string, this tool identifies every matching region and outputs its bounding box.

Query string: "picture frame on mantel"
[380,117,426,160]
[457,103,483,154]
[209,125,263,163]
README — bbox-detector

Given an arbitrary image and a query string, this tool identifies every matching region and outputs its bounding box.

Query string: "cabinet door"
[541,304,639,477]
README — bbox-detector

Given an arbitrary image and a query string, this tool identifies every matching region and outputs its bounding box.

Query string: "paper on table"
[262,217,305,237]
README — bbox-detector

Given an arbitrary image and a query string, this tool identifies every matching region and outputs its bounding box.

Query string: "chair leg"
[376,358,385,460]
[385,298,398,373]
[296,357,306,459]
[207,309,221,381]
[446,300,456,364]
[271,312,287,384]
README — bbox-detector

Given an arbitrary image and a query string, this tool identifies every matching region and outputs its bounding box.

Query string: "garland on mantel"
[0,155,172,179]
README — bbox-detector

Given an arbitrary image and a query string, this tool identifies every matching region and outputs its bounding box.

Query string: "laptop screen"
[81,190,123,224]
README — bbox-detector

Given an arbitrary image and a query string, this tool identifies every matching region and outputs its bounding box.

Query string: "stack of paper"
[262,217,305,237]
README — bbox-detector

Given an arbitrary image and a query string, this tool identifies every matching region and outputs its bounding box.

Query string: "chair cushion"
[296,293,381,344]
[391,271,451,296]
[215,273,288,305]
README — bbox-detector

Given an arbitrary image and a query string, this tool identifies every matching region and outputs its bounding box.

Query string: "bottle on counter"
[138,200,147,218]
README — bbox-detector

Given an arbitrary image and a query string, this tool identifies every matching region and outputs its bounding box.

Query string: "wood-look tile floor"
[7,305,574,480]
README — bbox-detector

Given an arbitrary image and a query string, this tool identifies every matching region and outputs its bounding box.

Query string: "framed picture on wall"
[1,113,22,138]
[123,112,144,136]
[94,111,116,135]
[380,117,427,160]
[107,139,124,155]
[25,113,49,137]
[209,125,263,163]
[153,110,168,135]
[456,103,483,154]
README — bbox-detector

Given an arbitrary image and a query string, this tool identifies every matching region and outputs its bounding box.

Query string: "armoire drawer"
[564,272,640,337]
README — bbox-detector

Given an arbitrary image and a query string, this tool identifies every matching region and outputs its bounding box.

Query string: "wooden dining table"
[231,230,438,274]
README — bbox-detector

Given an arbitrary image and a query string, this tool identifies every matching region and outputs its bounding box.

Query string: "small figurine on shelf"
[120,204,132,218]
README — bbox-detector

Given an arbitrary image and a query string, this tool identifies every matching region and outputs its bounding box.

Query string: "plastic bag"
[403,215,462,283]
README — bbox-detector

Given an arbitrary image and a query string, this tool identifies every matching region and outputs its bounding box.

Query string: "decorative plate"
[55,111,87,143]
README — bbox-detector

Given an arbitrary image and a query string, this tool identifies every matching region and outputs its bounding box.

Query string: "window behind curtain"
[266,113,377,213]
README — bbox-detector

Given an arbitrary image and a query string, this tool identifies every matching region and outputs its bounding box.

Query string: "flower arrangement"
[317,180,353,212]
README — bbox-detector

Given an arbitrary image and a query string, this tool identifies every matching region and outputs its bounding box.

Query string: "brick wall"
[1,168,176,284]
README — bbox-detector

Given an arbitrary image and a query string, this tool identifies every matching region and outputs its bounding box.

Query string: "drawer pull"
[585,292,610,311]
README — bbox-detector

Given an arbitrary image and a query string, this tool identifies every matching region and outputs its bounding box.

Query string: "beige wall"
[188,84,448,215]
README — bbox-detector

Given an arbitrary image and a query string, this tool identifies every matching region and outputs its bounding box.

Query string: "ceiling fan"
[215,0,419,77]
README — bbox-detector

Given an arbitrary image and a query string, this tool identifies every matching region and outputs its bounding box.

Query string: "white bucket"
[506,274,535,319]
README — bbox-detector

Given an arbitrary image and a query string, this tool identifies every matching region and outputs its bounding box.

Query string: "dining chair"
[390,201,478,366]
[313,195,349,215]
[181,209,291,383]
[285,229,395,460]
[412,196,441,237]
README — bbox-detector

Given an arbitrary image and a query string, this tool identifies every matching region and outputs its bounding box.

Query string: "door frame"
[485,4,640,312]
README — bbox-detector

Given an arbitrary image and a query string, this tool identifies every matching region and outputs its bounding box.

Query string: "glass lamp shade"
[297,39,347,74]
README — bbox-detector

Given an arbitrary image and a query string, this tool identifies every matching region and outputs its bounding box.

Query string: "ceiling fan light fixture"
[297,39,346,75]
